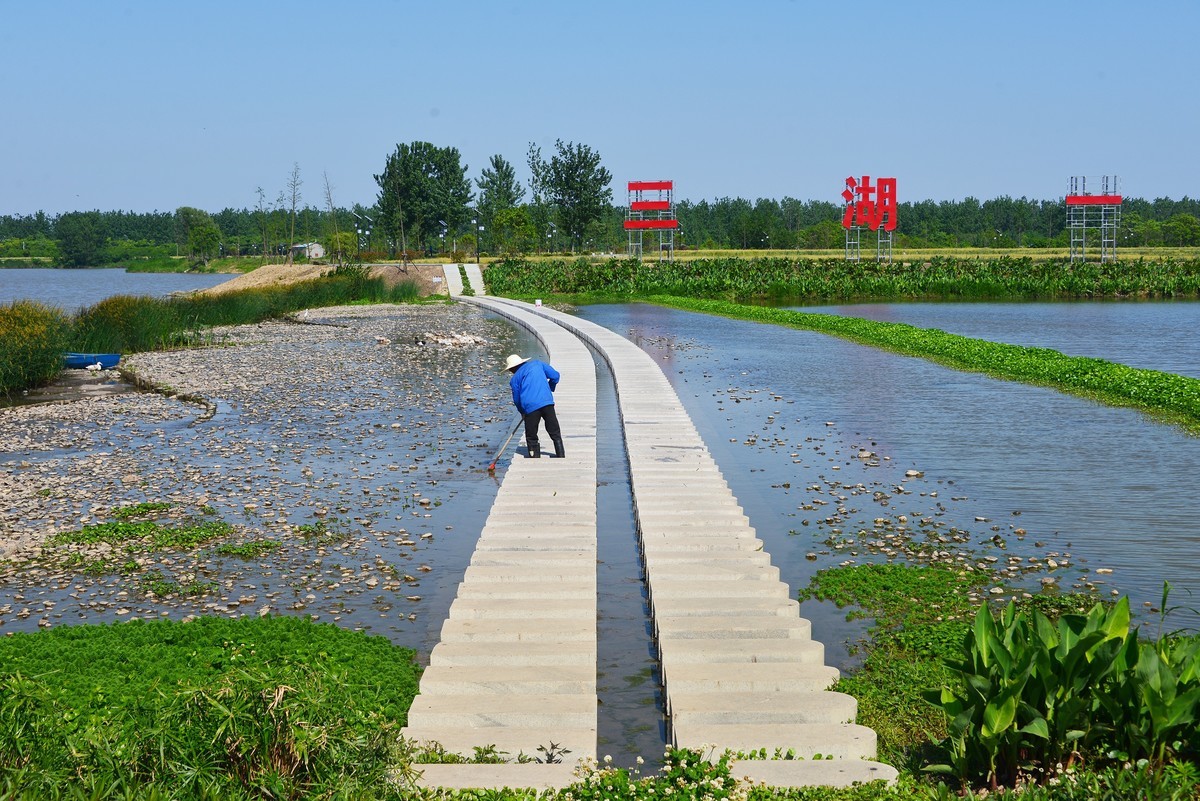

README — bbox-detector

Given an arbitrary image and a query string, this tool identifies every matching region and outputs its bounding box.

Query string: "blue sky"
[3,0,1197,215]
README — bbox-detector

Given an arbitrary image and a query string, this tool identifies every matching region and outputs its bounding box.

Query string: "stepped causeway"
[403,267,898,792]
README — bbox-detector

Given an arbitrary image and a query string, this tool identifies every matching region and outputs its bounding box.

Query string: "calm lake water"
[0,267,230,311]
[577,302,1200,634]
[789,301,1200,380]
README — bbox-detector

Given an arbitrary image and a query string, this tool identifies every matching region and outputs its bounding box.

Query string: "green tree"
[375,141,472,255]
[543,139,613,251]
[54,211,104,266]
[175,207,222,265]
[476,154,525,232]
[1163,213,1200,246]
[491,206,537,254]
[526,142,553,250]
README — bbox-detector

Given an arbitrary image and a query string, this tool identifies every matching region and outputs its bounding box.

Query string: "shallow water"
[576,302,1200,635]
[0,267,230,311]
[788,300,1200,379]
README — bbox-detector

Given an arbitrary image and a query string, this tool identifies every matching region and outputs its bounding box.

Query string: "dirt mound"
[197,262,450,298]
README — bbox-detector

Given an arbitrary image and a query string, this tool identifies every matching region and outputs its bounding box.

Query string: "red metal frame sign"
[842,175,897,231]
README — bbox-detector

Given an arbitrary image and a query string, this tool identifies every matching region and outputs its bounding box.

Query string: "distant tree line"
[3,142,1199,266]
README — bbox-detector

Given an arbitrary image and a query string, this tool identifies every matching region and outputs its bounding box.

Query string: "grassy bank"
[485,255,1200,301]
[647,296,1200,434]
[0,615,420,799]
[0,267,420,396]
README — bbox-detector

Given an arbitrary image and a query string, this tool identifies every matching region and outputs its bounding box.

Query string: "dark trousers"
[523,404,562,457]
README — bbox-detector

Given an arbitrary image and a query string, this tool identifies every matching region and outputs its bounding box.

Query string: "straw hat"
[505,354,530,372]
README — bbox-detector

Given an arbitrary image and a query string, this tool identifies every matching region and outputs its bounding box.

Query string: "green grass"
[0,616,420,798]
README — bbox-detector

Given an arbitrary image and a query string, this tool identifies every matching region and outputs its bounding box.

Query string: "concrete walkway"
[409,274,897,791]
[404,282,598,768]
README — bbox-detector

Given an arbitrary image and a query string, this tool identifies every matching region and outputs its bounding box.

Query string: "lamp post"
[547,222,556,254]
[351,211,373,255]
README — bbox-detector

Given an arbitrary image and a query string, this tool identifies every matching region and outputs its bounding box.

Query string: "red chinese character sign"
[842,175,897,262]
[841,176,897,231]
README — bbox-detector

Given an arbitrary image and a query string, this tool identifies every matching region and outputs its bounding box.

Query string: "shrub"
[0,300,69,396]
[925,594,1200,791]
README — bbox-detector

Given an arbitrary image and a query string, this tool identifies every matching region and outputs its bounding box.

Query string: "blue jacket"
[509,359,559,414]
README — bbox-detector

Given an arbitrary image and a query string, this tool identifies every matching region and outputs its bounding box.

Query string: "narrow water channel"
[591,344,667,768]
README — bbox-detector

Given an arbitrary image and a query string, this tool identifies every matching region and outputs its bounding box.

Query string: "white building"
[290,242,326,259]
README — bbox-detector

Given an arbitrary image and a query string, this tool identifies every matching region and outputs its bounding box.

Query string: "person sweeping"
[505,353,564,459]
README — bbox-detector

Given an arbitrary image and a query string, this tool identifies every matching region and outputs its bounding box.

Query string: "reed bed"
[1,272,421,395]
[0,301,70,397]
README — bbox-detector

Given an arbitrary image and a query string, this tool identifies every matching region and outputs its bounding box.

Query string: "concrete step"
[429,642,596,667]
[475,522,592,534]
[406,693,595,728]
[475,536,596,551]
[439,618,596,643]
[462,565,595,583]
[638,526,760,539]
[660,662,840,697]
[647,580,790,601]
[417,665,595,695]
[637,511,749,528]
[646,562,781,582]
[640,537,766,553]
[671,722,877,760]
[655,614,811,640]
[649,596,800,618]
[456,583,596,600]
[657,638,825,666]
[447,597,594,620]
[470,550,595,566]
[667,690,857,726]
[640,550,773,567]
[730,759,899,789]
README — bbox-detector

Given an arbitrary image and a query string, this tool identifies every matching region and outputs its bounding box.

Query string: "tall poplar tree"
[375,142,472,254]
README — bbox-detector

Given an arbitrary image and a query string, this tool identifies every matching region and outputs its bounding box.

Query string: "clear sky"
[3,0,1197,216]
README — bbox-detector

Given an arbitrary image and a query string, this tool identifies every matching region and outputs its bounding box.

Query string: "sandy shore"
[0,302,530,639]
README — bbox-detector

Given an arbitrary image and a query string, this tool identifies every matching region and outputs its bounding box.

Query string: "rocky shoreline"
[0,303,529,644]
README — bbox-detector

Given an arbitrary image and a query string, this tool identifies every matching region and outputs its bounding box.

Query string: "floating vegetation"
[652,295,1200,433]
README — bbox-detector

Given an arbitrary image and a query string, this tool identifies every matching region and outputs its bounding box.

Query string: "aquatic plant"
[485,255,1200,301]
[0,615,420,797]
[0,300,70,397]
[650,296,1200,434]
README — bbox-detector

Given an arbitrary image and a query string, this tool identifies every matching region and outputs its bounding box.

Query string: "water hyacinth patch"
[649,296,1200,433]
